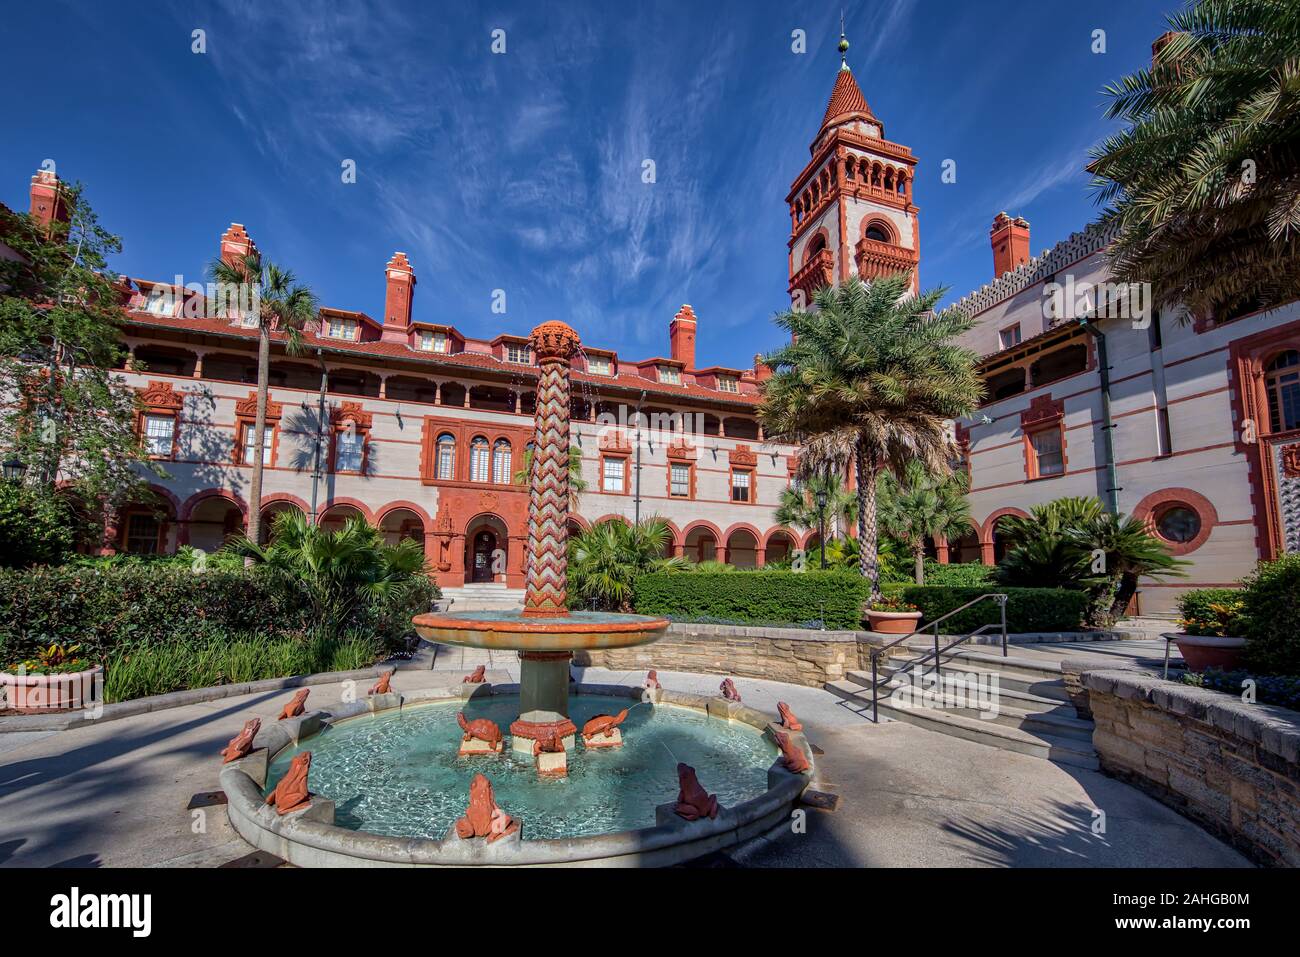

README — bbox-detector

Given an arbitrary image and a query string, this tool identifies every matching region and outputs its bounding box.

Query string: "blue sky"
[2,0,1172,369]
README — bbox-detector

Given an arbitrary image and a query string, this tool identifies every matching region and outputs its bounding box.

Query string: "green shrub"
[0,482,80,568]
[883,584,1088,633]
[103,631,386,702]
[921,560,995,587]
[634,571,872,629]
[1174,587,1244,637]
[1240,555,1300,675]
[0,563,434,666]
[633,573,1087,632]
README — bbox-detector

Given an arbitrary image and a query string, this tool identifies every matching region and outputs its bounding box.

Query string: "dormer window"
[588,354,612,376]
[717,375,738,393]
[505,344,531,365]
[658,365,681,385]
[418,330,449,353]
[327,317,359,341]
[144,288,175,315]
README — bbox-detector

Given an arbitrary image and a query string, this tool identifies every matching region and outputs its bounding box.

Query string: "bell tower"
[786,29,920,306]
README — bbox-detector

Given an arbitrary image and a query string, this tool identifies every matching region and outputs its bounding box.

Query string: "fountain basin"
[219,682,814,867]
[412,610,670,652]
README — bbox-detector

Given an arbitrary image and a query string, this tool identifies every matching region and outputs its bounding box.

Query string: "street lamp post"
[2,456,27,483]
[814,486,829,570]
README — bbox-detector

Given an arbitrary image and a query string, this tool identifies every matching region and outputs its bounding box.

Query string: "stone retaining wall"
[1084,669,1300,866]
[573,623,872,688]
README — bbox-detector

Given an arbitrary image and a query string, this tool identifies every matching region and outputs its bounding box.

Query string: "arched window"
[436,433,455,480]
[470,436,490,482]
[805,233,827,260]
[1265,349,1300,433]
[492,439,512,484]
[865,224,890,243]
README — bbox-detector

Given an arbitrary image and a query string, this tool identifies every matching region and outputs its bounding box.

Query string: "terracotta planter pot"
[0,665,102,713]
[867,610,922,635]
[1173,636,1246,673]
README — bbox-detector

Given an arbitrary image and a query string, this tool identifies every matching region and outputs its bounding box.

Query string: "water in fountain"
[265,696,776,840]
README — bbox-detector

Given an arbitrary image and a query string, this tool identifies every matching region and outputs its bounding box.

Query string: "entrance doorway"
[471,529,497,583]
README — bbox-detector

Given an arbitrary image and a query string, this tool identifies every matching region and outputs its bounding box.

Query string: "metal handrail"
[866,593,1009,723]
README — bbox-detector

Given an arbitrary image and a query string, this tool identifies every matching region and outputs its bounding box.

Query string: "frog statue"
[454,773,519,843]
[277,688,309,720]
[265,751,312,815]
[220,717,261,764]
[673,763,720,821]
[777,701,803,732]
[369,670,393,695]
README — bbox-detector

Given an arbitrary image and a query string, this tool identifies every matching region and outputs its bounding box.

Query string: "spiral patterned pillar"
[522,321,581,618]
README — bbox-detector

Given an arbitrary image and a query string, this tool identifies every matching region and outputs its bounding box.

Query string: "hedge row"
[633,571,1087,632]
[884,584,1088,634]
[634,572,872,629]
[0,565,435,664]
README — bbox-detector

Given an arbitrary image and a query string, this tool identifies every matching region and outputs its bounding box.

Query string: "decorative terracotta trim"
[1132,487,1219,556]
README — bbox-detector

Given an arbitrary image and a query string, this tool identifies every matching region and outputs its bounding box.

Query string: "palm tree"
[208,253,317,547]
[567,518,689,611]
[997,496,1186,626]
[1089,0,1300,318]
[774,470,857,539]
[761,274,983,597]
[514,444,587,508]
[234,510,426,639]
[878,460,972,584]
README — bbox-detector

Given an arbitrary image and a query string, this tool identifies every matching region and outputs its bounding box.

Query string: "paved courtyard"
[0,652,1248,868]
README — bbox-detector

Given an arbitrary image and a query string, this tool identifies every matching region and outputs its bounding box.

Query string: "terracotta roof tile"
[121,310,761,408]
[821,68,874,131]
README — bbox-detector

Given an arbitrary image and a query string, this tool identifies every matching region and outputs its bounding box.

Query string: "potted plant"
[866,597,922,635]
[1173,593,1247,673]
[1,644,102,713]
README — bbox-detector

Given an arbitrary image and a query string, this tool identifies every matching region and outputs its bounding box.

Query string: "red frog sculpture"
[265,751,312,815]
[220,717,261,764]
[581,708,629,743]
[277,688,310,720]
[674,763,720,821]
[719,678,742,702]
[533,731,564,755]
[463,665,486,684]
[774,731,811,774]
[457,712,503,749]
[777,701,803,732]
[369,670,393,695]
[645,670,661,690]
[454,773,519,843]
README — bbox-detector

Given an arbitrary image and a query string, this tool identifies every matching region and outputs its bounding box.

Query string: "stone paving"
[0,651,1248,868]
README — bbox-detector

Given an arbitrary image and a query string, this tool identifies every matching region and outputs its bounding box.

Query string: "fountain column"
[522,320,579,618]
[511,321,582,749]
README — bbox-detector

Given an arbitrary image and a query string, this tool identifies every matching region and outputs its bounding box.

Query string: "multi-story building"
[11,43,1298,613]
[10,172,805,591]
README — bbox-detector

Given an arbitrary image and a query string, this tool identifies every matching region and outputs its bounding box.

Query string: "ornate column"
[522,320,580,617]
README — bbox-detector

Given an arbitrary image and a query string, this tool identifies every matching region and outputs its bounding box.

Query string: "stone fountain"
[411,321,670,758]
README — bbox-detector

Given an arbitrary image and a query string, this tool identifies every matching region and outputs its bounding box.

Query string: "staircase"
[438,583,525,612]
[827,641,1098,770]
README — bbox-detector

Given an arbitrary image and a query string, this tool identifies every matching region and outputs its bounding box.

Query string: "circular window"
[1156,505,1200,544]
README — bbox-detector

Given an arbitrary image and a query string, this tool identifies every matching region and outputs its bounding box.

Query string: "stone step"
[863,659,1074,703]
[826,679,1099,770]
[874,679,1094,742]
[845,669,1076,716]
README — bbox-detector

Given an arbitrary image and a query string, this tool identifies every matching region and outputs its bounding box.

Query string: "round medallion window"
[1156,505,1200,544]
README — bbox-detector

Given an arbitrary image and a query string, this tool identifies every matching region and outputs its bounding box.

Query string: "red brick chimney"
[990,212,1030,278]
[752,353,772,384]
[219,223,258,268]
[669,304,697,371]
[381,251,416,343]
[29,169,70,236]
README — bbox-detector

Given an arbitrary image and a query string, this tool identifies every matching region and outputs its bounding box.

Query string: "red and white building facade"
[12,52,1299,612]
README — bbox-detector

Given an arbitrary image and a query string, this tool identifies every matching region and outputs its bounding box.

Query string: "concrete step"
[867,658,1073,703]
[845,669,1077,716]
[877,678,1094,742]
[826,679,1099,770]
